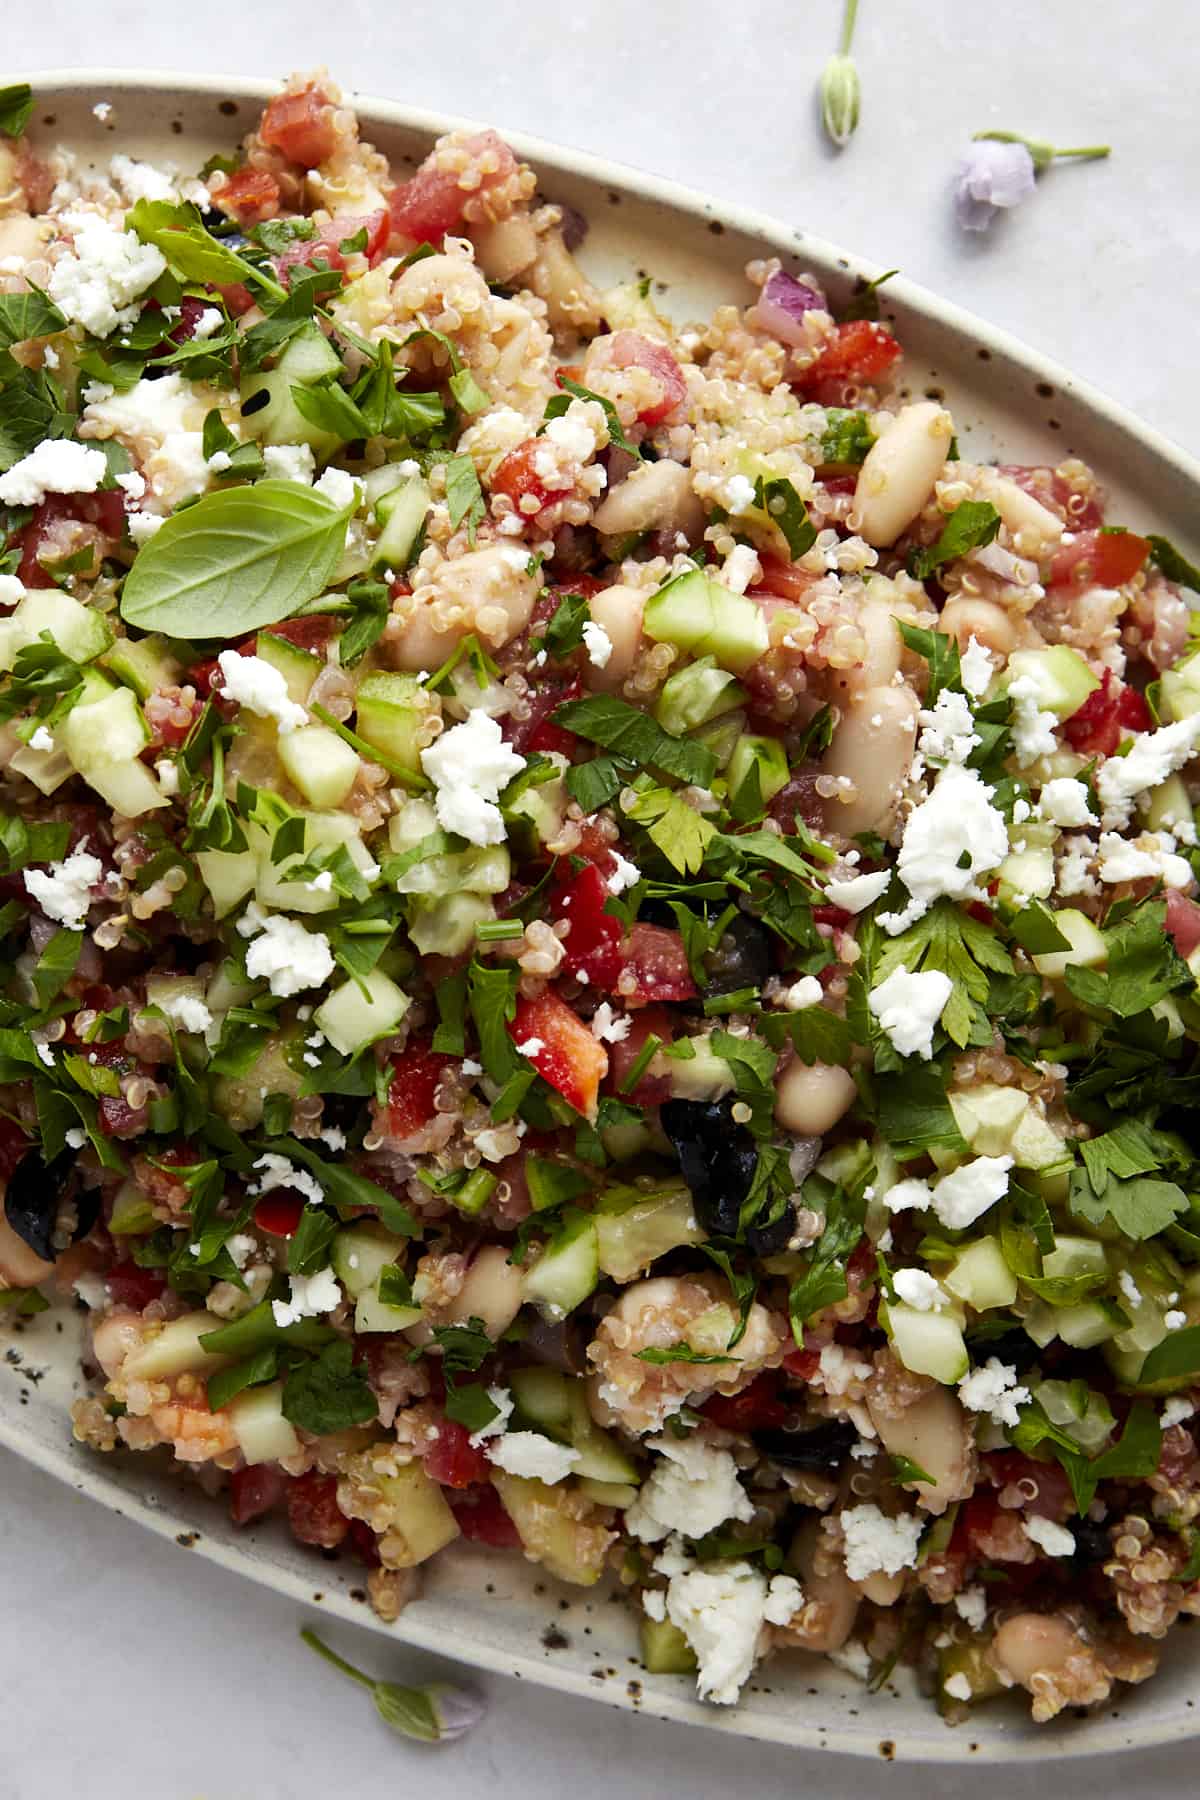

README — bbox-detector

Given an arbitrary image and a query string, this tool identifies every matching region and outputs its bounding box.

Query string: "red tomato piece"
[253,615,340,654]
[608,331,687,426]
[1060,668,1144,758]
[605,1003,672,1104]
[218,282,256,317]
[275,211,390,276]
[1049,528,1150,592]
[105,1262,167,1310]
[229,1464,287,1526]
[0,1118,28,1183]
[491,439,571,512]
[1116,685,1152,732]
[253,1189,306,1239]
[388,131,517,244]
[766,770,827,835]
[553,862,624,988]
[506,676,581,759]
[286,1471,349,1548]
[15,494,125,589]
[450,1482,523,1549]
[781,1344,821,1381]
[795,320,902,401]
[702,1373,788,1432]
[1166,890,1200,959]
[621,923,697,1004]
[210,167,281,225]
[508,991,608,1120]
[260,87,339,168]
[422,1417,493,1490]
[751,553,817,603]
[385,1039,453,1139]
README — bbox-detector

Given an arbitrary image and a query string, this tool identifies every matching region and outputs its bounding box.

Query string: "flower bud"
[820,54,861,149]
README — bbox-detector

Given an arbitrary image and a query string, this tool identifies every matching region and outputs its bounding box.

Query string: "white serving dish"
[3,71,1199,1764]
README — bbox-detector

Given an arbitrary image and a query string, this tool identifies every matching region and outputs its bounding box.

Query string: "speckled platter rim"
[3,67,1199,1765]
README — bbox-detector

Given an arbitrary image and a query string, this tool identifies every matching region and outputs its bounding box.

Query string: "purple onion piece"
[752,270,828,347]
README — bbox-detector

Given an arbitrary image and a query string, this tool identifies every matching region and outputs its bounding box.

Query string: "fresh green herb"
[626,786,716,875]
[444,454,486,542]
[818,409,875,466]
[287,1208,339,1277]
[843,269,899,323]
[0,291,66,349]
[635,1345,738,1365]
[1065,901,1192,1020]
[565,756,627,814]
[432,969,467,1056]
[752,475,816,558]
[867,899,1012,1050]
[31,928,82,1011]
[443,1382,502,1433]
[201,408,265,482]
[206,1346,280,1412]
[541,591,590,657]
[544,376,641,460]
[300,1630,483,1744]
[127,198,282,299]
[788,1181,865,1339]
[1139,1327,1200,1386]
[618,1033,663,1095]
[448,367,491,415]
[896,621,964,706]
[0,85,34,139]
[874,1065,967,1153]
[1147,535,1200,593]
[890,1453,935,1486]
[467,959,521,1083]
[1006,900,1070,957]
[264,1137,419,1235]
[553,694,716,786]
[907,502,1002,582]
[334,577,391,667]
[282,1339,377,1434]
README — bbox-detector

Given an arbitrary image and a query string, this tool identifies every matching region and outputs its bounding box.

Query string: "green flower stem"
[972,130,1111,172]
[839,0,860,55]
[301,1627,377,1692]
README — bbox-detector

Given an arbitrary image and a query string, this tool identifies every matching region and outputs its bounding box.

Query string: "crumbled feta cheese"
[34,1041,54,1069]
[625,1435,754,1543]
[879,1176,934,1215]
[1097,718,1200,823]
[1165,1310,1188,1331]
[159,992,214,1034]
[918,688,979,766]
[1038,777,1096,829]
[868,964,952,1060]
[590,1002,631,1043]
[959,636,994,698]
[606,850,641,895]
[0,440,107,506]
[24,847,103,929]
[271,1266,342,1328]
[217,650,309,732]
[468,1385,514,1446]
[957,1357,1030,1428]
[1096,831,1193,889]
[839,1503,924,1581]
[849,1441,878,1463]
[420,711,526,847]
[242,912,335,997]
[817,1341,871,1396]
[1162,1395,1196,1429]
[263,443,317,484]
[664,1562,801,1706]
[581,619,614,668]
[190,306,225,341]
[313,466,359,510]
[460,1059,482,1077]
[1024,1515,1075,1557]
[943,1671,974,1702]
[824,869,891,914]
[48,211,166,336]
[1007,674,1059,767]
[82,372,213,509]
[154,758,179,796]
[515,1037,545,1057]
[224,1232,257,1270]
[954,1585,988,1631]
[544,403,602,463]
[251,1152,324,1209]
[65,1127,87,1151]
[721,543,762,595]
[1055,838,1099,898]
[642,1589,667,1622]
[879,765,1009,934]
[319,1126,347,1152]
[207,450,232,474]
[1117,1269,1142,1308]
[128,511,164,544]
[306,870,334,894]
[892,1268,946,1312]
[724,473,756,514]
[781,975,824,1010]
[108,154,178,203]
[486,1431,580,1483]
[73,1273,109,1310]
[828,1640,873,1683]
[0,574,24,605]
[28,726,55,752]
[930,1155,1013,1229]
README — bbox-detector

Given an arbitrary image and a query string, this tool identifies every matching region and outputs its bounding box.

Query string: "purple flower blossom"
[953,139,1037,231]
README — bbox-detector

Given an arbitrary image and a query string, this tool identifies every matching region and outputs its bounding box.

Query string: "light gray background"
[2,3,1196,1796]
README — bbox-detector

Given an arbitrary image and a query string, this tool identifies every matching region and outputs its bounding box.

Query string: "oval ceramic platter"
[4,70,1199,1766]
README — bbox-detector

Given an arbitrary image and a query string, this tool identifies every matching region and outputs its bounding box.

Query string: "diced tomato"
[97,1094,148,1140]
[163,294,214,348]
[766,770,827,835]
[105,1262,167,1310]
[346,1518,382,1566]
[506,675,581,758]
[509,991,608,1119]
[795,320,902,402]
[229,1464,287,1526]
[607,331,687,426]
[1049,528,1150,592]
[14,494,125,589]
[217,282,256,317]
[210,167,281,225]
[253,1189,306,1238]
[997,465,1104,531]
[701,1372,788,1432]
[621,923,697,1004]
[605,1002,672,1105]
[554,861,624,987]
[388,130,518,245]
[422,1416,493,1489]
[286,1471,349,1548]
[252,615,340,654]
[1166,890,1200,959]
[983,1451,1074,1521]
[751,553,816,604]
[450,1482,523,1549]
[0,1118,29,1183]
[812,904,853,930]
[275,210,390,276]
[1060,668,1148,758]
[259,86,339,168]
[386,1039,453,1140]
[491,439,571,513]
[781,1344,821,1381]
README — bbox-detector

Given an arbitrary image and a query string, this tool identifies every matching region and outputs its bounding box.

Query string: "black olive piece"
[703,913,772,999]
[963,1326,1041,1376]
[752,1418,859,1472]
[659,1097,757,1237]
[241,388,270,417]
[635,898,678,931]
[4,1148,78,1263]
[1071,1520,1113,1565]
[746,1204,795,1257]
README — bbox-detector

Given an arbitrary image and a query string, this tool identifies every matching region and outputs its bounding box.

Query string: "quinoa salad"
[1,70,1200,1727]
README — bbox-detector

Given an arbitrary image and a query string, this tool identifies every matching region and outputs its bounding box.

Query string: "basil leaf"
[449,367,491,416]
[896,621,963,705]
[207,1346,280,1412]
[444,454,485,541]
[907,502,1002,581]
[443,1382,500,1432]
[1147,535,1200,594]
[1140,1326,1200,1386]
[0,292,66,349]
[335,578,390,667]
[552,694,716,787]
[819,409,875,467]
[541,591,590,657]
[545,376,641,459]
[282,1339,377,1434]
[752,475,816,558]
[126,198,278,297]
[31,928,83,1010]
[0,85,33,139]
[119,480,352,638]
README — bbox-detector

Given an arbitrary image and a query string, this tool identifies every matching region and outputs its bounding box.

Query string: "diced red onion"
[752,271,828,346]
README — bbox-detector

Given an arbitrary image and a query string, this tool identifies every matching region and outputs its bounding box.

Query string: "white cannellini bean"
[387,547,538,673]
[821,683,919,836]
[585,584,646,691]
[447,1245,525,1339]
[774,1061,857,1135]
[937,596,1018,658]
[593,458,704,541]
[471,214,539,285]
[976,472,1064,556]
[866,1386,973,1515]
[851,401,954,548]
[528,227,604,334]
[991,1615,1085,1689]
[856,1568,906,1606]
[831,598,903,702]
[784,1518,860,1652]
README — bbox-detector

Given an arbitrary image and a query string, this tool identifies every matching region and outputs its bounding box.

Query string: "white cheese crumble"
[878,765,1009,935]
[959,637,993,698]
[664,1561,803,1706]
[82,372,213,510]
[158,992,214,1034]
[1165,1310,1188,1331]
[781,975,824,1010]
[624,1434,754,1543]
[0,440,107,506]
[24,847,103,929]
[724,473,756,514]
[957,1357,1030,1428]
[154,758,179,796]
[48,211,166,337]
[929,1155,1013,1229]
[225,1232,257,1271]
[868,964,952,1060]
[839,1504,924,1581]
[590,1002,631,1043]
[108,154,179,203]
[721,543,762,595]
[28,726,55,752]
[313,466,359,510]
[1007,674,1059,767]
[943,1672,974,1703]
[217,650,309,732]
[1162,1396,1196,1430]
[581,619,614,668]
[1117,1268,1143,1308]
[879,1176,935,1215]
[954,1585,988,1631]
[486,1431,580,1483]
[824,869,891,914]
[1096,831,1193,889]
[468,1385,514,1446]
[1038,777,1096,829]
[892,1268,947,1312]
[642,1588,667,1622]
[817,1341,872,1396]
[420,710,526,847]
[262,443,317,484]
[1097,718,1200,824]
[917,688,979,766]
[242,912,335,997]
[64,1127,87,1151]
[251,1152,325,1210]
[271,1266,342,1328]
[606,850,641,895]
[1024,1515,1076,1558]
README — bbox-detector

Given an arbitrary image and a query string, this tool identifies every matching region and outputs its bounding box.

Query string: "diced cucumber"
[564,1385,639,1484]
[523,1212,600,1320]
[196,848,258,919]
[936,1642,1002,1714]
[205,960,256,1019]
[373,476,431,572]
[392,840,510,899]
[653,656,745,736]
[1145,772,1193,836]
[277,324,342,385]
[256,631,320,705]
[227,1380,301,1464]
[1042,1236,1108,1283]
[885,1302,969,1383]
[108,1180,157,1236]
[1005,646,1101,721]
[1160,653,1200,724]
[406,891,493,956]
[278,724,360,807]
[9,737,72,795]
[1054,1301,1119,1349]
[997,847,1054,904]
[1031,908,1108,980]
[510,1366,572,1435]
[254,812,376,914]
[578,1478,638,1508]
[330,1223,408,1298]
[691,708,747,771]
[943,1236,1017,1311]
[240,365,340,456]
[123,1313,228,1382]
[595,1187,705,1283]
[640,1615,698,1675]
[354,1280,423,1334]
[1032,1377,1114,1452]
[949,1084,1065,1170]
[145,973,208,1031]
[211,1028,305,1130]
[491,1472,609,1586]
[507,769,568,855]
[0,589,113,669]
[370,1461,460,1565]
[728,734,790,813]
[86,757,171,819]
[103,632,181,699]
[643,569,769,675]
[61,681,148,768]
[665,1035,735,1103]
[313,968,410,1056]
[354,672,440,776]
